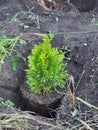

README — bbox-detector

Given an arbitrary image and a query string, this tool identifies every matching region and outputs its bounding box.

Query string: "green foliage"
[10,11,40,29]
[5,100,15,107]
[0,97,3,102]
[26,35,69,94]
[71,108,78,117]
[0,35,26,70]
[16,118,26,128]
[0,97,14,108]
[91,15,98,26]
[48,31,55,39]
[10,59,18,71]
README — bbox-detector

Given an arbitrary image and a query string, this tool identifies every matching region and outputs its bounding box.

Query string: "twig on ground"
[76,97,98,111]
[78,119,94,130]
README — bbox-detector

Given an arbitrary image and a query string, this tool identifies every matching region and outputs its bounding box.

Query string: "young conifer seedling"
[26,35,69,94]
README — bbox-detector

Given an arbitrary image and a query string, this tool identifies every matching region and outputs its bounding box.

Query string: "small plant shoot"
[5,100,15,107]
[26,35,69,94]
[10,59,18,71]
[0,35,26,70]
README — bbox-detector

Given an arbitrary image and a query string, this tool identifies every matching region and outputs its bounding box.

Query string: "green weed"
[10,11,40,29]
[0,97,14,108]
[5,100,15,107]
[0,35,26,70]
[91,15,98,26]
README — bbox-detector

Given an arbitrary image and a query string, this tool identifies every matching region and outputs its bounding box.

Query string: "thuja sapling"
[26,35,69,94]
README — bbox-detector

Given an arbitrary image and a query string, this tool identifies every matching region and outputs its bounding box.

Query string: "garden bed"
[0,0,98,129]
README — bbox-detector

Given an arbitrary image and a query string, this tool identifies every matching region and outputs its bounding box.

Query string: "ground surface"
[0,0,98,129]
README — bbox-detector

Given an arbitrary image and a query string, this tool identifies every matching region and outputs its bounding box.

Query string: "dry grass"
[0,97,98,130]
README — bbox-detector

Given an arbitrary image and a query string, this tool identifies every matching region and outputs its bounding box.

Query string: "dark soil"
[0,0,98,129]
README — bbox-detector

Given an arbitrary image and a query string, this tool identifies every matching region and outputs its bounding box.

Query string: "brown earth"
[0,0,98,129]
